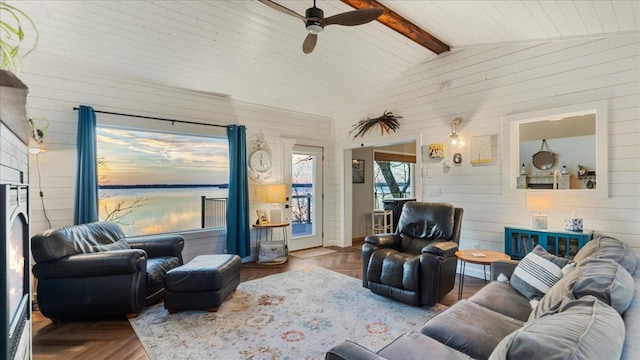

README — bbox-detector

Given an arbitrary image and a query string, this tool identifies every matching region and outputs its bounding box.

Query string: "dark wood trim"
[374,152,416,163]
[339,0,450,54]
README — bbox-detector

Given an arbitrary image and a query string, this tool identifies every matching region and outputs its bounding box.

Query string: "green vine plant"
[0,0,39,74]
[349,110,402,139]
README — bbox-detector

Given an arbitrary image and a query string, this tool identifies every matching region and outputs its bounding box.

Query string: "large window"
[373,152,414,209]
[97,126,229,235]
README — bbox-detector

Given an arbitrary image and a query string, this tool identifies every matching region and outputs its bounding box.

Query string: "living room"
[1,1,639,359]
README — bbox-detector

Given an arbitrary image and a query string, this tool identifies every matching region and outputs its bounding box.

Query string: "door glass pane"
[292,154,314,237]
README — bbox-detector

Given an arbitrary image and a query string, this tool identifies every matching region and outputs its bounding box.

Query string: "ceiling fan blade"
[257,0,305,21]
[324,7,383,26]
[302,33,318,54]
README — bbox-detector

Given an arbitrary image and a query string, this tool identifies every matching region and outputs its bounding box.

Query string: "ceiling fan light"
[305,5,324,34]
[306,22,323,34]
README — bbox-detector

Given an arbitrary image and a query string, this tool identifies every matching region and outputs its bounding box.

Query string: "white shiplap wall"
[233,100,335,251]
[332,35,640,263]
[20,56,333,262]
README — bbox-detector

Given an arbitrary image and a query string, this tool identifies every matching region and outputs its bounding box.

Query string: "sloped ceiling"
[17,1,640,118]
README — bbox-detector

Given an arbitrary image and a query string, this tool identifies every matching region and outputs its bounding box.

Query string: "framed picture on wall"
[470,135,492,164]
[428,143,445,158]
[352,159,365,183]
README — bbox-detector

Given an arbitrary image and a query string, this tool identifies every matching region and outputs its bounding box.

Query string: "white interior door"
[288,145,323,251]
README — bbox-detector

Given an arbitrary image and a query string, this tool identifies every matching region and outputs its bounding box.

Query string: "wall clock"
[249,149,272,173]
[470,135,492,165]
[248,134,272,182]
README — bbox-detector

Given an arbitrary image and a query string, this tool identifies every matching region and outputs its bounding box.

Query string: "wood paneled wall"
[332,35,640,255]
[20,57,333,261]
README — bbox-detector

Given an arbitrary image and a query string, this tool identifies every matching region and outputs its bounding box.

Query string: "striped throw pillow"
[510,245,574,300]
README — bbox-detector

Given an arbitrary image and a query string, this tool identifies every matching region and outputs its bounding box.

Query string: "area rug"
[130,267,446,360]
[289,247,337,259]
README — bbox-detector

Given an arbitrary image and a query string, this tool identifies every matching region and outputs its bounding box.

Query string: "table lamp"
[266,184,287,224]
[527,192,552,229]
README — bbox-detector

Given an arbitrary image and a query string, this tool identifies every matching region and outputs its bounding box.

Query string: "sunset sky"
[96,127,229,186]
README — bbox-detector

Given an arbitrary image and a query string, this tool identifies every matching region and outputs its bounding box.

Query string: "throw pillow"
[574,234,637,275]
[573,258,634,314]
[529,257,635,320]
[490,296,625,360]
[92,239,131,252]
[510,245,574,300]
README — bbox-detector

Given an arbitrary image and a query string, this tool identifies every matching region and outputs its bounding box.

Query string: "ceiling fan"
[258,0,384,54]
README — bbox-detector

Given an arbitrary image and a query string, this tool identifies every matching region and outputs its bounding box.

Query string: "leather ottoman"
[164,254,241,313]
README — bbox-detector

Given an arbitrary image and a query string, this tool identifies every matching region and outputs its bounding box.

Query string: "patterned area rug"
[289,247,337,259]
[130,267,446,360]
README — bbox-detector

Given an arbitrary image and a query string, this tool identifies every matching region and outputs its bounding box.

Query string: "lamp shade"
[28,138,46,154]
[266,184,286,203]
[526,192,553,212]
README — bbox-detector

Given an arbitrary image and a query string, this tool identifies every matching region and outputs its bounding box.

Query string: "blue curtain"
[226,125,251,257]
[73,105,99,225]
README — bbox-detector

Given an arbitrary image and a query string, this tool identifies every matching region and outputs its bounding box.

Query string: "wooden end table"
[455,249,511,300]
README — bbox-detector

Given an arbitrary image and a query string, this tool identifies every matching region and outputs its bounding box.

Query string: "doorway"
[344,132,422,248]
[289,145,323,251]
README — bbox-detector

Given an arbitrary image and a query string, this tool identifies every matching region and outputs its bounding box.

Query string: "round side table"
[455,249,511,300]
[253,222,290,264]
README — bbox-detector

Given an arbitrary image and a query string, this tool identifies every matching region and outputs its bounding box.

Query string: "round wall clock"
[249,149,272,173]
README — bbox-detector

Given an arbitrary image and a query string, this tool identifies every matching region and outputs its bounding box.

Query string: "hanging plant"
[349,110,402,139]
[0,1,39,74]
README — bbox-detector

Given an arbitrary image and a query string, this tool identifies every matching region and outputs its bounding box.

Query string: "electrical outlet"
[426,169,433,178]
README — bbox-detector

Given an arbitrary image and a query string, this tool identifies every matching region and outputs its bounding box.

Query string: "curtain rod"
[72,107,229,128]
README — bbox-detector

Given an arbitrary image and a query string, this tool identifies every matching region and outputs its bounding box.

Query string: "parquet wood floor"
[32,245,484,360]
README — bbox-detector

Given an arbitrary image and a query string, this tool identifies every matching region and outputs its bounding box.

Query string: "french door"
[288,145,323,251]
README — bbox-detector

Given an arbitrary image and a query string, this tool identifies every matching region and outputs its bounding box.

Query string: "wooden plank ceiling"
[15,1,640,118]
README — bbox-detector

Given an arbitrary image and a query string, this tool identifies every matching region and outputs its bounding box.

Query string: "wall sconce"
[266,184,287,224]
[28,118,49,154]
[527,192,553,229]
[27,138,46,155]
[449,117,464,146]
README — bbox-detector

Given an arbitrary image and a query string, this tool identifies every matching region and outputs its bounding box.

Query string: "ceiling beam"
[339,0,450,54]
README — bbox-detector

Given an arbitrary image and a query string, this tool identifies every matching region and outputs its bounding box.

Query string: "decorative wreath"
[349,110,401,139]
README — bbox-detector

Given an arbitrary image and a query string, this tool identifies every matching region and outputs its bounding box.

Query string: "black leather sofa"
[363,202,463,306]
[31,221,184,320]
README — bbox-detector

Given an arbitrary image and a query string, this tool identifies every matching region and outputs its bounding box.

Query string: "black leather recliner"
[31,221,184,320]
[363,202,463,306]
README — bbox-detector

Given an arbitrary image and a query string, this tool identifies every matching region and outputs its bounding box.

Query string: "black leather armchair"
[363,202,463,306]
[31,222,184,320]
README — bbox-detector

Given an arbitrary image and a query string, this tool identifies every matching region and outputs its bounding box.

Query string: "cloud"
[97,126,229,185]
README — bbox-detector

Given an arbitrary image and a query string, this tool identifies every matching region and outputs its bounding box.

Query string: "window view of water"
[99,186,228,236]
[96,126,229,236]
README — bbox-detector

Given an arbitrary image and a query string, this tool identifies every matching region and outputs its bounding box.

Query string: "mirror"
[503,101,608,198]
[530,139,556,170]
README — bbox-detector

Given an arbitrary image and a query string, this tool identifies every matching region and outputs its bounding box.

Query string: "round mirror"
[532,151,555,169]
[532,139,555,170]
